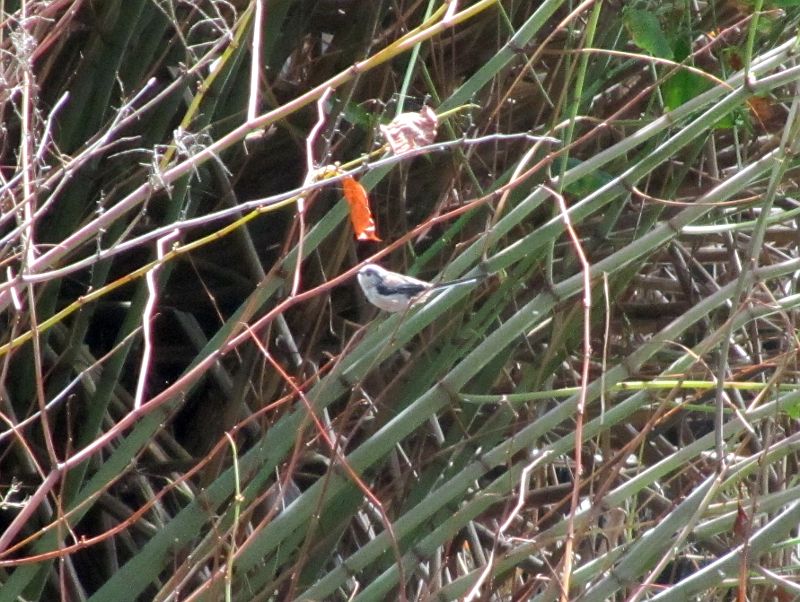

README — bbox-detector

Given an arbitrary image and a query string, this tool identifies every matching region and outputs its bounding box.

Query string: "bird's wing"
[375,281,429,297]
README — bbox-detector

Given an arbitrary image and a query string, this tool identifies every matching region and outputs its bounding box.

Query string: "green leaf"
[663,70,710,111]
[786,398,800,419]
[563,157,614,198]
[623,8,674,59]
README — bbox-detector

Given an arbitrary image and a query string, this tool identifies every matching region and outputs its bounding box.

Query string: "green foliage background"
[1,1,800,600]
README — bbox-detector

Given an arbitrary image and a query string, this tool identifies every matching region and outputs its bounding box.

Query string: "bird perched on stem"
[356,263,482,313]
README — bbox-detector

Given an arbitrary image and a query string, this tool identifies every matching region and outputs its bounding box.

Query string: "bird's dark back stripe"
[375,282,428,296]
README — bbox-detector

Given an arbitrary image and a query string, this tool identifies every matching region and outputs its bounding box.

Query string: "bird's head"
[357,264,386,288]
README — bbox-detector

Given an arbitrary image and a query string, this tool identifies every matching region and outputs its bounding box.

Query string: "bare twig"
[134,229,180,409]
[540,184,592,602]
[247,0,263,124]
[293,87,333,296]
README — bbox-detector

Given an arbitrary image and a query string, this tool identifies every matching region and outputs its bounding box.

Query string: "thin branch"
[541,184,592,602]
[134,229,180,409]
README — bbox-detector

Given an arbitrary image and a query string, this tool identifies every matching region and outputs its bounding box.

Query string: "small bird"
[357,263,481,313]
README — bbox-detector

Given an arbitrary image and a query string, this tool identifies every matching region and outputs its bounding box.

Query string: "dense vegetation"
[1,1,800,600]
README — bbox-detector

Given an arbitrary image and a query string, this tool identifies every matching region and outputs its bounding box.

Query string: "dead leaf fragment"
[342,176,381,241]
[379,105,438,154]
